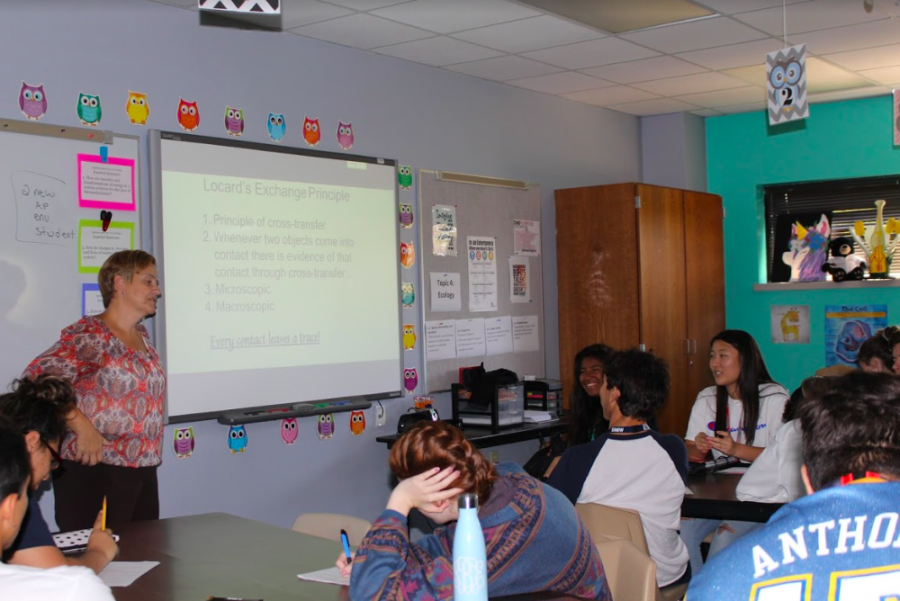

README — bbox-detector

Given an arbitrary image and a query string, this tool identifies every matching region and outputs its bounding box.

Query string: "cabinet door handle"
[692,339,697,355]
[684,339,690,355]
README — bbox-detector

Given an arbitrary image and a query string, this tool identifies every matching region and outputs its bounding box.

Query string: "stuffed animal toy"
[822,236,866,281]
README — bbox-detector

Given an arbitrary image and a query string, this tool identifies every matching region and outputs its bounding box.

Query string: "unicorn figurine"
[851,199,900,279]
[782,214,830,282]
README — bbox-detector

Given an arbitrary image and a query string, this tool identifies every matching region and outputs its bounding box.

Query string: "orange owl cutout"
[177,98,199,132]
[400,242,415,269]
[349,410,366,436]
[303,116,320,147]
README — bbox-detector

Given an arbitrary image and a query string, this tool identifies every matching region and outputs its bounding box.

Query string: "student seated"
[338,420,610,600]
[546,349,690,588]
[688,371,900,600]
[0,376,117,574]
[0,420,114,600]
[857,326,898,373]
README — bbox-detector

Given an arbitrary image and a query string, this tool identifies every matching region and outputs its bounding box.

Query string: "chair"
[291,512,373,547]
[576,503,688,601]
[595,539,658,601]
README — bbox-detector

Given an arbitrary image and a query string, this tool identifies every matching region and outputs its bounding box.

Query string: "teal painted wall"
[706,96,900,391]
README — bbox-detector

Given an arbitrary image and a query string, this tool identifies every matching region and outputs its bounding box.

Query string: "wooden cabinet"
[555,183,725,436]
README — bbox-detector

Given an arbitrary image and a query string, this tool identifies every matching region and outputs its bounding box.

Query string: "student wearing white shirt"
[681,330,789,574]
[0,418,114,601]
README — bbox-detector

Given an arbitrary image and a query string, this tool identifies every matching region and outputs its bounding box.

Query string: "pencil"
[101,496,107,531]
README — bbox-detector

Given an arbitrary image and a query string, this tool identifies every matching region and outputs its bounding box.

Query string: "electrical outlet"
[490,450,500,463]
[375,404,386,427]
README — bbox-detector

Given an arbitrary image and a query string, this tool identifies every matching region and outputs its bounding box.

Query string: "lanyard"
[610,424,650,434]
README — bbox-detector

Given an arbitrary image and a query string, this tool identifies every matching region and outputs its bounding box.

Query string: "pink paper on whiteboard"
[77,153,136,211]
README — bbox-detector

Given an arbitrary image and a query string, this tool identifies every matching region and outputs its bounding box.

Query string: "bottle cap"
[457,492,478,510]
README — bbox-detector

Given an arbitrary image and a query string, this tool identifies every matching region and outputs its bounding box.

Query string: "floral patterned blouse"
[25,315,166,468]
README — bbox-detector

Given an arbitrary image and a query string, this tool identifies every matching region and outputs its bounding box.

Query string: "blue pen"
[340,529,352,564]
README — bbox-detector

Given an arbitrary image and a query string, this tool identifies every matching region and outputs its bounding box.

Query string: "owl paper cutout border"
[227,425,248,453]
[766,44,808,125]
[337,121,354,150]
[317,413,334,440]
[403,324,417,350]
[303,117,320,147]
[400,242,415,269]
[76,93,102,127]
[267,112,286,142]
[281,418,298,444]
[126,91,149,125]
[404,368,418,395]
[173,427,195,459]
[401,282,415,308]
[349,410,366,436]
[177,99,200,132]
[19,82,47,120]
[398,166,412,190]
[225,106,245,137]
[399,204,414,229]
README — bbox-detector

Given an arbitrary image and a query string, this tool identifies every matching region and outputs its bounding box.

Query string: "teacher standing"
[24,249,165,532]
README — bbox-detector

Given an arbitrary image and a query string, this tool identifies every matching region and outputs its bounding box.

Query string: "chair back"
[595,539,657,601]
[291,512,373,547]
[576,502,650,555]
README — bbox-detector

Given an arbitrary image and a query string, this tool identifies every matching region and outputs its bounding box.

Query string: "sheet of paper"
[430,272,461,312]
[78,220,134,273]
[485,316,513,356]
[431,204,458,257]
[509,256,531,304]
[524,410,553,423]
[425,320,457,360]
[467,236,498,312]
[512,315,540,353]
[98,561,159,587]
[77,154,137,211]
[82,283,104,317]
[513,219,540,256]
[298,566,350,586]
[456,318,486,358]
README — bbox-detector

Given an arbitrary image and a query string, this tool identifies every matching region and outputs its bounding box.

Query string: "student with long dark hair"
[681,330,789,574]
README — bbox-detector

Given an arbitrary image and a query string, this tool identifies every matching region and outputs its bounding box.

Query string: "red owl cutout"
[303,116,320,147]
[349,410,366,436]
[177,98,199,132]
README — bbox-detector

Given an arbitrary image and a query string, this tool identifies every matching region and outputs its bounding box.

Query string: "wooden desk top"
[376,419,567,449]
[683,473,783,523]
[113,513,590,601]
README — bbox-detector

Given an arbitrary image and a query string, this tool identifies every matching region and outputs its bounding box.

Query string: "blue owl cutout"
[401,282,415,308]
[77,92,102,126]
[267,112,286,142]
[227,425,248,453]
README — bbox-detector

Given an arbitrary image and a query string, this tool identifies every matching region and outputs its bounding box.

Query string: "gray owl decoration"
[767,43,808,125]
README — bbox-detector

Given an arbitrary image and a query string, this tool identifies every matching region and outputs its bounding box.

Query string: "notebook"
[52,529,120,554]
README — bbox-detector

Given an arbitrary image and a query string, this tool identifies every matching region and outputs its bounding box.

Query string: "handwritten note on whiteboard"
[12,171,75,246]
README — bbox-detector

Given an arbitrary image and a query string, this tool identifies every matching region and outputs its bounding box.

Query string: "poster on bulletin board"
[824,304,887,366]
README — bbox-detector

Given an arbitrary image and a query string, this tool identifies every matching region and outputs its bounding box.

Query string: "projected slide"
[155,136,401,418]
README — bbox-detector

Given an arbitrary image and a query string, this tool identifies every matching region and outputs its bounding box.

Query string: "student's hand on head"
[335,551,355,577]
[387,467,463,516]
[87,510,118,564]
[709,431,737,456]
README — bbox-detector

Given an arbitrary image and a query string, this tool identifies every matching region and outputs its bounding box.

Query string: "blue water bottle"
[453,493,488,601]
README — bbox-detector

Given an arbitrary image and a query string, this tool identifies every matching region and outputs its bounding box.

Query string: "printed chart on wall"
[824,304,887,366]
[418,170,544,393]
[0,118,141,391]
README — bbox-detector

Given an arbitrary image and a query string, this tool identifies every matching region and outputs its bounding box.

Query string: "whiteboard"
[0,118,141,389]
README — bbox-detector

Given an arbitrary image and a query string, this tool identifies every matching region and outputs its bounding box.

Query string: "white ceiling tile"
[507,72,615,94]
[859,65,900,85]
[724,58,875,94]
[320,0,409,9]
[717,101,767,114]
[788,19,900,55]
[691,0,808,16]
[722,64,767,86]
[580,56,707,84]
[373,37,503,66]
[690,108,725,117]
[825,44,900,71]
[607,98,703,116]
[674,86,767,107]
[450,15,605,54]
[732,0,886,36]
[560,86,660,106]
[620,16,766,54]
[292,14,432,49]
[280,0,353,28]
[520,38,659,70]
[676,38,784,70]
[370,0,540,34]
[446,56,563,81]
[632,72,748,96]
[808,86,890,104]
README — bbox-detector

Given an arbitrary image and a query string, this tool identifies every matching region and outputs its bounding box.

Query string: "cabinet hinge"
[635,195,641,209]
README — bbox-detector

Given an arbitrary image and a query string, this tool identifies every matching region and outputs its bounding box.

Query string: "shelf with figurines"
[754,200,900,292]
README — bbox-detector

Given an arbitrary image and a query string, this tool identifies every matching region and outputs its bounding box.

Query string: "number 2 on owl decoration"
[766,44,808,125]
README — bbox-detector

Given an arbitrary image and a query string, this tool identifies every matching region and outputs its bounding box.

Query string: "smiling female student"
[681,330,789,574]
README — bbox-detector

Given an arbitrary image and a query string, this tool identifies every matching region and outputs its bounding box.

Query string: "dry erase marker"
[206,597,263,601]
[341,529,352,564]
[101,496,107,531]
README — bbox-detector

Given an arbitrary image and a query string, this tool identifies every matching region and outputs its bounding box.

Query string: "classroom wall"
[641,112,708,192]
[0,0,641,528]
[707,96,900,392]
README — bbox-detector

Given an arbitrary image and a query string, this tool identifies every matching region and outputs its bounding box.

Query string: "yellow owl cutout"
[403,324,416,351]
[126,91,149,125]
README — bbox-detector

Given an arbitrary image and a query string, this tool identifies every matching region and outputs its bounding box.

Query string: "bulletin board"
[0,117,141,390]
[418,169,544,393]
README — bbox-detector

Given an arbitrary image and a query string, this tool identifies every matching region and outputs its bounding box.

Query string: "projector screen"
[150,132,402,421]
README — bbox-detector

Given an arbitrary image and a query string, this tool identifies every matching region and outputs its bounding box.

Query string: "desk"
[112,513,588,601]
[682,473,783,523]
[376,419,566,450]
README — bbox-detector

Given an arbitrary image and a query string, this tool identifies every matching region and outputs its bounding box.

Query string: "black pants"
[52,461,159,531]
